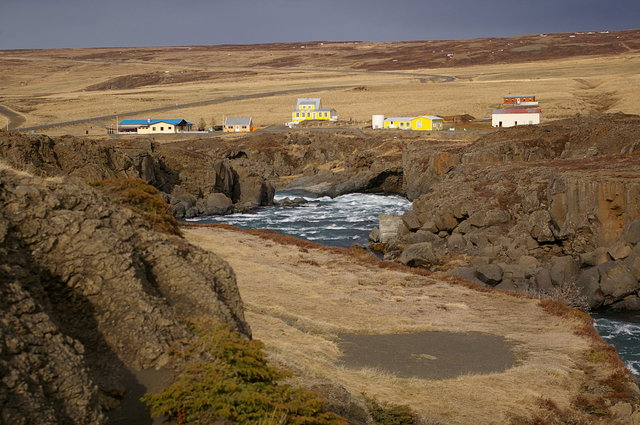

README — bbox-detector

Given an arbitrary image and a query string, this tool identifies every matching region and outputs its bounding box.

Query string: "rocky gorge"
[368,113,640,310]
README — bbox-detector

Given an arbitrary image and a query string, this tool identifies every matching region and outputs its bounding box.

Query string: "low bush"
[362,395,425,425]
[141,319,347,425]
[90,178,181,236]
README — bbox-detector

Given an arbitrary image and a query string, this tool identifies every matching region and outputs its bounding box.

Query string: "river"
[187,190,639,376]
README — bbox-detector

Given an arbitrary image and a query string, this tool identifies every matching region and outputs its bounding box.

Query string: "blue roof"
[119,119,193,126]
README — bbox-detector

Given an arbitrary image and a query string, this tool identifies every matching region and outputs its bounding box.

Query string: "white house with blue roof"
[118,119,193,134]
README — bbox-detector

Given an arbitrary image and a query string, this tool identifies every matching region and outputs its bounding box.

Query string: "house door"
[499,121,502,127]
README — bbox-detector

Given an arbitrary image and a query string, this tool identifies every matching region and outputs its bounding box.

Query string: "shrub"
[90,178,181,236]
[362,395,424,425]
[141,319,347,425]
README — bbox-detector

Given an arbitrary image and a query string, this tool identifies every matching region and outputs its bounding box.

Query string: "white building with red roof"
[492,107,541,128]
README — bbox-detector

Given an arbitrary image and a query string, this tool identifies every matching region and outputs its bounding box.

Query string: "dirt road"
[0,105,26,130]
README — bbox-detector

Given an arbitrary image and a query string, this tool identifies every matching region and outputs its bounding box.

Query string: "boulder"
[550,256,579,286]
[447,266,482,284]
[435,212,458,232]
[379,214,403,244]
[625,253,640,281]
[528,210,556,243]
[465,230,491,249]
[475,264,503,286]
[447,233,467,251]
[467,209,510,228]
[402,211,422,231]
[368,227,380,243]
[495,280,518,291]
[485,209,511,226]
[205,193,233,215]
[534,268,553,291]
[420,220,438,233]
[598,261,638,300]
[609,240,632,260]
[624,219,640,244]
[580,247,611,267]
[236,176,275,208]
[399,243,437,267]
[406,230,439,244]
[576,267,604,309]
[499,263,529,282]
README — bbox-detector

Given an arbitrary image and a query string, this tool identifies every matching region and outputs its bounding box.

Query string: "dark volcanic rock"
[0,166,250,424]
[0,132,274,217]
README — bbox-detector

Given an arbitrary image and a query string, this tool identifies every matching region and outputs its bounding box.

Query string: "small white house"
[492,108,541,128]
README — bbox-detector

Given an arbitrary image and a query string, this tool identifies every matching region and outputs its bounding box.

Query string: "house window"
[168,126,172,130]
[416,121,422,128]
[152,127,156,131]
[242,126,247,129]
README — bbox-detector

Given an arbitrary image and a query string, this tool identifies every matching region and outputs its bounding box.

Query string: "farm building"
[503,95,538,106]
[224,117,254,132]
[492,108,541,128]
[292,98,338,123]
[118,119,193,134]
[383,115,444,131]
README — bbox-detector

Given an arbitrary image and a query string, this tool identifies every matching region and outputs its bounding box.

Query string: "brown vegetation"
[183,225,639,425]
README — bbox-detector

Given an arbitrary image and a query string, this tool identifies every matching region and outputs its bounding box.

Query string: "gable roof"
[119,119,192,126]
[416,115,444,120]
[296,98,321,109]
[225,117,252,126]
[384,117,414,122]
[492,108,541,114]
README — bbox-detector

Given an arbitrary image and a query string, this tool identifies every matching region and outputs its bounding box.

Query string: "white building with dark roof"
[224,117,253,132]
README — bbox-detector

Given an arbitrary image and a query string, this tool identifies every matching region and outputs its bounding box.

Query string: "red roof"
[492,108,541,114]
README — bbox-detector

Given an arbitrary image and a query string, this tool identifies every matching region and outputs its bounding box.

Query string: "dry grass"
[181,225,636,425]
[1,45,639,136]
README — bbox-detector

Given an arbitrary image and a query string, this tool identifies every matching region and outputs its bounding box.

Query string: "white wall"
[492,113,540,128]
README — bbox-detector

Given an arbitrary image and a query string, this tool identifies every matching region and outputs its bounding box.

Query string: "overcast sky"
[1,0,638,50]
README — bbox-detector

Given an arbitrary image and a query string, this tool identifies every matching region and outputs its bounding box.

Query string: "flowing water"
[592,311,640,375]
[187,190,412,247]
[188,191,638,375]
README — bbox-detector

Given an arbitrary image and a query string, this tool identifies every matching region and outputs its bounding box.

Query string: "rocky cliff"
[0,164,250,424]
[371,114,640,310]
[182,130,408,197]
[0,131,275,218]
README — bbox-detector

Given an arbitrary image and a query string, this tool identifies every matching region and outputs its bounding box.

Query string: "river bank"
[183,223,640,424]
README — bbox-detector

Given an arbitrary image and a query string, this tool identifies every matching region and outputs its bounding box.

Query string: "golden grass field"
[1,30,639,136]
[183,226,632,425]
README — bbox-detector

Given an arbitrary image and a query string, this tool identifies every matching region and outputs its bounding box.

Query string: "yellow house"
[291,98,338,123]
[383,115,443,131]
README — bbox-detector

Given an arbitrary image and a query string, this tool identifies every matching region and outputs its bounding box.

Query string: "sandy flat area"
[183,225,610,424]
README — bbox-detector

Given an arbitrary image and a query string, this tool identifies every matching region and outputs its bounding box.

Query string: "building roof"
[417,115,444,120]
[492,108,541,114]
[384,117,414,122]
[225,117,252,126]
[315,108,336,112]
[119,119,192,126]
[296,98,321,109]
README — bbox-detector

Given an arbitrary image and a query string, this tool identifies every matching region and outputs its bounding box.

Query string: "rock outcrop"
[0,131,275,218]
[0,165,250,424]
[372,114,640,310]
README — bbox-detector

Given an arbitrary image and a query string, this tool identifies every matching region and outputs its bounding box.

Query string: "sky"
[1,0,638,50]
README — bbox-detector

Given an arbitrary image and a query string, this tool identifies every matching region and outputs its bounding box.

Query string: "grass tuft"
[90,178,182,236]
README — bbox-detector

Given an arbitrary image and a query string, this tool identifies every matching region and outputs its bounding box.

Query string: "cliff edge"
[0,164,249,424]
